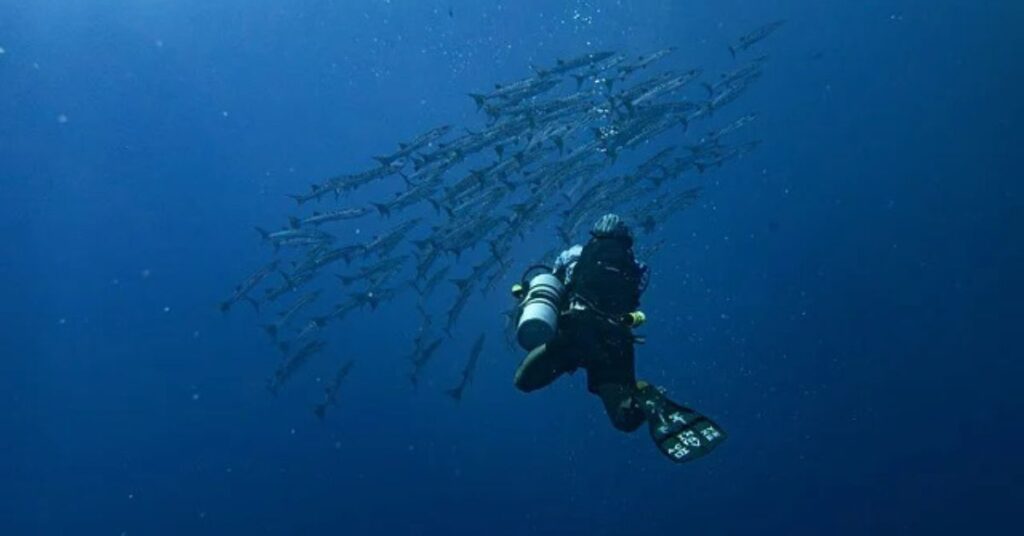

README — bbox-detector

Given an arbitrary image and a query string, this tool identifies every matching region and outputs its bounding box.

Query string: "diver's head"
[591,213,633,245]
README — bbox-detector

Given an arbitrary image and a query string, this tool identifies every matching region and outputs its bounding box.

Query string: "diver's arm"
[552,244,583,284]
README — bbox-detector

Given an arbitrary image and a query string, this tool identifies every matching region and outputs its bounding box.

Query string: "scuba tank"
[512,266,565,351]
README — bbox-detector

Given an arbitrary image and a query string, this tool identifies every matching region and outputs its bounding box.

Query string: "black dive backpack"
[569,236,642,316]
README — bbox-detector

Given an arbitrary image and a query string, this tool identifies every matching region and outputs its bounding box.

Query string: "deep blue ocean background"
[2,1,1021,534]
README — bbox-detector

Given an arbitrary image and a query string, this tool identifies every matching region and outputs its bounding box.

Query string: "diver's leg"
[514,342,574,392]
[594,383,646,433]
[587,333,645,432]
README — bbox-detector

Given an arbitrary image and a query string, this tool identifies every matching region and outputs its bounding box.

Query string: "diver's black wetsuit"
[514,232,647,432]
[513,214,727,463]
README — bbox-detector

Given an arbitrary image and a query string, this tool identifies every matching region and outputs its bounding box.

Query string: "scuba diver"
[511,214,726,463]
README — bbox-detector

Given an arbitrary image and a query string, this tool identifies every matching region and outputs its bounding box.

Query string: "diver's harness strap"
[566,293,646,344]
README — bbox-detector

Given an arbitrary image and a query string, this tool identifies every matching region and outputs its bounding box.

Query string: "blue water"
[2,1,1021,534]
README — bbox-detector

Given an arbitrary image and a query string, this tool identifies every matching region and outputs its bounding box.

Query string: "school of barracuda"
[221,23,782,416]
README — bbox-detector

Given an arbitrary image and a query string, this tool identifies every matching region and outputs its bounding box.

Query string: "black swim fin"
[637,385,726,463]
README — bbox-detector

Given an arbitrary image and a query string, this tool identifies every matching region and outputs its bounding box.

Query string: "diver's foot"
[636,387,726,463]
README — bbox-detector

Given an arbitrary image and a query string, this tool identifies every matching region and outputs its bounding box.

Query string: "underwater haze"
[1,0,1022,534]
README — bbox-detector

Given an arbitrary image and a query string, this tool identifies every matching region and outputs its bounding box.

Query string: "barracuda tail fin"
[468,93,487,110]
[445,386,464,402]
[244,296,261,313]
[573,74,587,90]
[427,198,443,215]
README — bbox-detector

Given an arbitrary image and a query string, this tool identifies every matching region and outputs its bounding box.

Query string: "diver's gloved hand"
[635,384,726,463]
